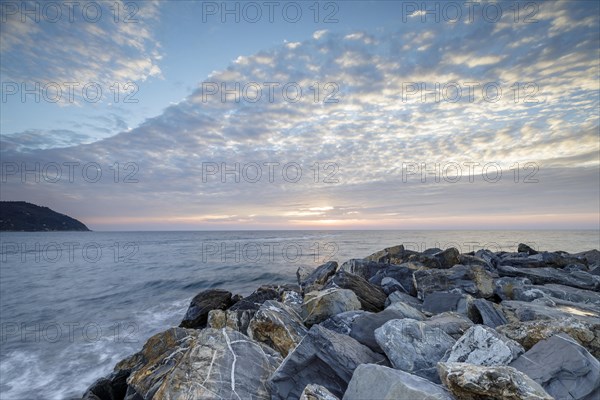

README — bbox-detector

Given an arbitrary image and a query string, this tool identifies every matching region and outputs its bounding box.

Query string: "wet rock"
[385,290,423,310]
[413,264,495,300]
[207,309,255,335]
[424,312,474,340]
[510,333,600,400]
[302,288,362,326]
[82,370,128,400]
[248,300,308,357]
[298,261,338,293]
[229,286,280,311]
[343,364,454,400]
[269,324,388,399]
[179,289,234,329]
[472,298,508,328]
[349,307,422,352]
[300,384,339,400]
[325,270,387,312]
[320,310,366,335]
[125,327,282,399]
[374,318,456,383]
[438,362,553,400]
[446,325,524,366]
[497,264,600,291]
[497,318,600,358]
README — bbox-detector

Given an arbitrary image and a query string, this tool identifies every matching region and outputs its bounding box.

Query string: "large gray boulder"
[385,290,423,310]
[510,333,600,400]
[422,291,473,317]
[343,364,454,400]
[414,264,495,300]
[268,324,388,399]
[179,289,234,329]
[126,327,282,399]
[325,270,387,312]
[424,312,474,340]
[368,263,419,295]
[438,362,553,400]
[338,259,386,281]
[248,300,308,357]
[298,261,338,293]
[502,299,600,325]
[302,288,362,326]
[348,307,421,352]
[497,317,600,358]
[446,325,524,366]
[320,311,366,335]
[496,264,600,291]
[374,318,456,382]
[472,298,508,328]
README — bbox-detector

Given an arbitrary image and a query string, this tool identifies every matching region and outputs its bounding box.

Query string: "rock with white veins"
[299,384,340,400]
[302,288,362,326]
[446,325,524,366]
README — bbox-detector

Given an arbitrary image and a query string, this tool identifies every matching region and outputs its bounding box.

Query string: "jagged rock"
[297,266,313,284]
[385,290,423,310]
[510,333,600,400]
[300,384,339,400]
[368,263,419,295]
[459,254,494,270]
[446,325,524,366]
[497,318,600,358]
[422,291,473,318]
[125,327,282,399]
[320,311,366,335]
[179,289,234,329]
[433,247,461,269]
[343,364,454,400]
[363,244,415,264]
[475,249,501,267]
[349,307,421,352]
[574,249,600,267]
[281,290,303,313]
[207,309,255,335]
[518,243,539,255]
[298,261,338,293]
[499,250,584,269]
[424,312,474,340]
[229,286,281,311]
[82,370,129,400]
[497,264,600,291]
[338,259,386,280]
[269,324,388,399]
[502,299,600,325]
[248,300,308,357]
[472,298,508,328]
[505,283,600,306]
[302,288,362,326]
[374,318,456,383]
[413,264,495,300]
[438,362,553,400]
[380,277,404,295]
[385,301,426,320]
[325,270,387,312]
[495,277,533,300]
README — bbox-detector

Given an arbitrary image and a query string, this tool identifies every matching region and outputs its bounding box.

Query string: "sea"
[0,230,598,399]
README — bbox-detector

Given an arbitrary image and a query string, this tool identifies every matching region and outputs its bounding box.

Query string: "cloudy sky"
[1,0,598,230]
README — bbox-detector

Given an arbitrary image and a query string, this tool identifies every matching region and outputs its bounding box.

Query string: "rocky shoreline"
[83,244,600,400]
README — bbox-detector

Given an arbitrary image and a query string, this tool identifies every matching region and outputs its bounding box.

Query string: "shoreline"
[83,243,600,400]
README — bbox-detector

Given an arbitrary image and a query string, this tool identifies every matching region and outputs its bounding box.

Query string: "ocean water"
[0,230,598,399]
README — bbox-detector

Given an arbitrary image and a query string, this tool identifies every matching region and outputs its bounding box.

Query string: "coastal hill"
[0,201,90,231]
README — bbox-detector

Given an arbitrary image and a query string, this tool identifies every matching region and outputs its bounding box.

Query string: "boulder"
[325,271,387,312]
[320,311,366,335]
[472,298,508,328]
[368,263,419,295]
[385,301,426,321]
[496,264,600,291]
[207,309,254,335]
[269,325,388,399]
[374,318,456,383]
[511,284,600,306]
[300,384,339,400]
[126,327,282,399]
[422,291,473,318]
[363,244,414,264]
[438,362,553,400]
[497,318,600,358]
[349,307,421,352]
[302,288,362,326]
[179,289,234,329]
[446,325,524,366]
[413,264,495,300]
[82,370,128,400]
[385,290,423,310]
[518,243,539,255]
[281,290,304,314]
[510,333,600,400]
[298,261,338,293]
[338,259,386,281]
[343,364,454,400]
[248,300,308,357]
[424,312,474,340]
[494,277,533,300]
[380,277,405,295]
[228,286,280,312]
[433,247,461,269]
[501,299,600,325]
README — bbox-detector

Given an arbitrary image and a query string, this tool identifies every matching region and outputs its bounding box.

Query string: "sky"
[0,0,599,230]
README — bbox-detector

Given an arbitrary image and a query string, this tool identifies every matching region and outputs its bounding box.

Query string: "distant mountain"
[0,201,90,231]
